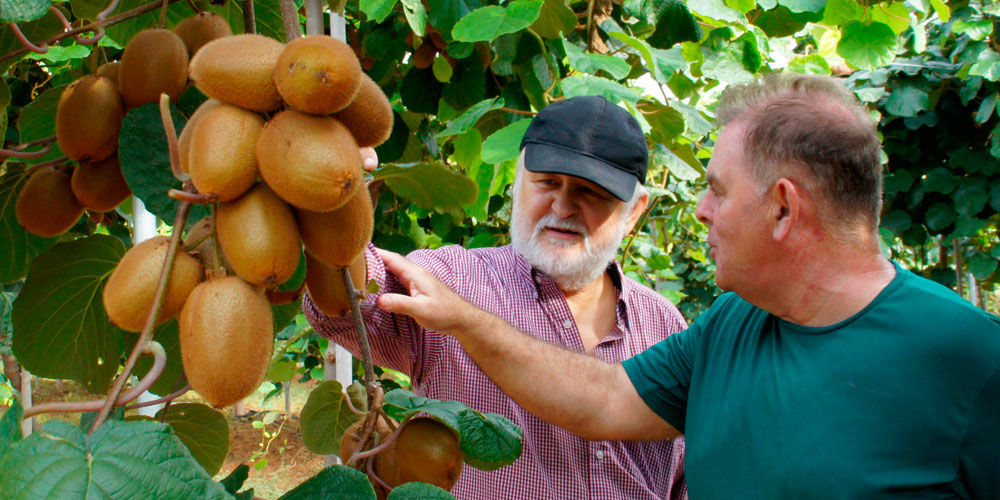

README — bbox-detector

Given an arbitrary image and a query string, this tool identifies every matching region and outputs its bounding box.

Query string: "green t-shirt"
[624,264,1000,499]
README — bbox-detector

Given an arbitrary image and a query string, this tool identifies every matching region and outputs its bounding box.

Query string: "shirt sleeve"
[960,366,1000,500]
[622,323,699,434]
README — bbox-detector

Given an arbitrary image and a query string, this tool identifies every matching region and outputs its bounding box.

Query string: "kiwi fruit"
[297,186,373,268]
[177,98,222,174]
[94,61,121,87]
[339,416,393,465]
[56,75,124,162]
[273,36,362,115]
[184,215,232,275]
[118,29,189,109]
[335,73,393,148]
[103,236,203,332]
[173,12,232,56]
[411,41,436,69]
[179,276,273,407]
[71,153,131,212]
[376,417,463,491]
[187,103,264,202]
[15,164,86,237]
[216,183,301,287]
[256,110,362,212]
[189,34,285,112]
[305,251,365,317]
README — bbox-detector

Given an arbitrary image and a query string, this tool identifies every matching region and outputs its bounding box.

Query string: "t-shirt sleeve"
[622,322,701,434]
[961,366,1000,500]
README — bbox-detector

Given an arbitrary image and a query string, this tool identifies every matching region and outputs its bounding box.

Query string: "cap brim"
[523,142,636,201]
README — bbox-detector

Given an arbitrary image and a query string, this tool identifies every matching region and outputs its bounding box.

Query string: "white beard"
[510,194,629,291]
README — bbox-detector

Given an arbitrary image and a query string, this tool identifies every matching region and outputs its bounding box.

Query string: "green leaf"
[400,67,444,114]
[648,0,703,49]
[881,209,911,235]
[70,0,109,21]
[654,144,703,180]
[439,97,505,137]
[953,18,993,40]
[220,464,250,495]
[383,389,523,471]
[922,167,959,194]
[562,39,631,79]
[299,380,360,455]
[267,359,297,383]
[529,0,577,38]
[375,162,479,211]
[0,420,232,499]
[157,403,230,476]
[453,0,542,42]
[687,0,745,23]
[929,0,949,21]
[361,0,398,23]
[387,482,458,500]
[885,85,929,118]
[609,32,688,83]
[836,21,896,70]
[640,101,686,143]
[702,46,754,84]
[924,202,956,231]
[433,55,454,82]
[118,103,209,225]
[26,44,91,63]
[0,79,8,141]
[752,5,808,37]
[11,235,126,394]
[0,400,23,451]
[975,92,997,124]
[272,297,303,334]
[787,54,831,74]
[821,0,862,26]
[17,84,66,164]
[560,75,642,103]
[427,0,486,40]
[953,184,989,216]
[130,319,187,397]
[1,0,51,22]
[105,0,197,46]
[401,0,428,36]
[0,163,59,284]
[452,129,483,171]
[967,252,998,280]
[869,2,909,34]
[442,57,487,110]
[883,169,913,195]
[970,49,1000,80]
[0,10,63,73]
[480,118,532,164]
[991,182,1000,212]
[778,0,825,13]
[277,465,376,500]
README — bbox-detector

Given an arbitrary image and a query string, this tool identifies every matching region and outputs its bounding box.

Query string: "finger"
[378,292,414,315]
[360,147,378,172]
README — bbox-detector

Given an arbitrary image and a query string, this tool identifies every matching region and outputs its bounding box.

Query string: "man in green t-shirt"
[370,73,1000,499]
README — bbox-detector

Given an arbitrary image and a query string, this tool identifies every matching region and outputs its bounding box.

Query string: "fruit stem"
[159,93,189,182]
[242,0,257,34]
[90,199,193,434]
[342,266,377,402]
[158,0,169,28]
[351,416,409,463]
[23,341,167,418]
[24,156,70,175]
[0,136,55,160]
[168,189,216,203]
[278,0,302,41]
[367,449,393,493]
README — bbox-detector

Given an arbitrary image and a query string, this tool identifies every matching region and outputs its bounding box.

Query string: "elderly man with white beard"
[303,96,688,500]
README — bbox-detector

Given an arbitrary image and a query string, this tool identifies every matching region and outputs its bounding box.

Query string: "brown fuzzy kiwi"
[273,36,362,115]
[184,215,232,275]
[376,417,463,491]
[173,12,232,56]
[339,417,393,465]
[56,75,124,162]
[305,251,365,317]
[103,236,203,332]
[335,73,393,148]
[177,98,222,174]
[189,34,284,112]
[297,186,373,268]
[94,62,121,87]
[71,154,131,212]
[187,103,264,202]
[256,110,362,212]
[179,276,273,407]
[118,29,189,109]
[215,183,301,287]
[412,41,436,69]
[15,164,86,237]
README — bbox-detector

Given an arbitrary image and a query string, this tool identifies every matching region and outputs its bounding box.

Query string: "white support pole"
[20,368,32,437]
[305,0,323,36]
[132,196,164,417]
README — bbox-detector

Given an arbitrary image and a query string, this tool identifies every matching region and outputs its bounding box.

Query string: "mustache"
[533,213,588,237]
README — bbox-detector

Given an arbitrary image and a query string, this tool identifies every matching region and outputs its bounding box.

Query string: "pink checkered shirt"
[304,244,688,500]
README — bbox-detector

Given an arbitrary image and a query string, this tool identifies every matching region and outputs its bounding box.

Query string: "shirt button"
[563,319,573,329]
[534,275,542,284]
[595,450,605,460]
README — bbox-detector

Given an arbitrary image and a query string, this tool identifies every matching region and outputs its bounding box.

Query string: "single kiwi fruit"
[177,98,222,174]
[56,75,124,162]
[273,35,362,115]
[94,61,121,87]
[189,34,284,112]
[184,215,232,275]
[179,276,273,407]
[216,183,301,288]
[173,12,232,56]
[335,73,393,148]
[376,417,463,491]
[15,164,86,237]
[71,153,131,212]
[103,236,203,332]
[256,110,362,212]
[297,185,373,268]
[305,251,365,317]
[118,29,189,109]
[187,103,264,202]
[411,41,436,69]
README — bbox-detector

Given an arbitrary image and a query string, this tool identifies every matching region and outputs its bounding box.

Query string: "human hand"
[376,248,479,335]
[360,147,378,172]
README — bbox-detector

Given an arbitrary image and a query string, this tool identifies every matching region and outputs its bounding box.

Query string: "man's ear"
[770,178,799,241]
[624,190,649,233]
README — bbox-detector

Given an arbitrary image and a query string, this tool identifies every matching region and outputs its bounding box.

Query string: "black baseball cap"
[519,96,648,201]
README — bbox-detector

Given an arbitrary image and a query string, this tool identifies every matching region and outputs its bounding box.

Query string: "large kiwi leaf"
[0,420,232,499]
[299,380,361,455]
[0,163,58,283]
[11,235,126,393]
[156,403,230,476]
[277,464,376,500]
[16,84,67,164]
[383,389,523,471]
[387,482,458,500]
[373,162,478,213]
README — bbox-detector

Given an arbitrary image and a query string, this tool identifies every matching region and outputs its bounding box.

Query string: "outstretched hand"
[360,147,378,172]
[376,249,477,335]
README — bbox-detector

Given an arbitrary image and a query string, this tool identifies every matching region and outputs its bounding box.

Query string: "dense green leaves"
[299,380,361,455]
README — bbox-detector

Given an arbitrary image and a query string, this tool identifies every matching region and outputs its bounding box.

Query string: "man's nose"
[550,190,577,218]
[695,194,712,225]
